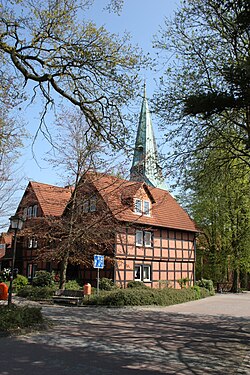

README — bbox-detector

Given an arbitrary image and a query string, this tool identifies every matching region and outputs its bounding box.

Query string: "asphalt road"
[0,293,249,375]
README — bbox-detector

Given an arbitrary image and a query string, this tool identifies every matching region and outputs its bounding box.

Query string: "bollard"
[84,283,91,300]
[0,282,8,300]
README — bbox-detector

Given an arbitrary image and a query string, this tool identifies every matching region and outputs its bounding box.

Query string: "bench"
[217,282,233,293]
[52,289,84,306]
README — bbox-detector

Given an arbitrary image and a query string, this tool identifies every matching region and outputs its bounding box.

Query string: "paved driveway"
[0,293,249,375]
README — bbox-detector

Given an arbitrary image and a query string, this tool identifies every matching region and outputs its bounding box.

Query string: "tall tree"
[0,0,146,148]
[0,75,25,228]
[181,145,250,292]
[154,0,250,172]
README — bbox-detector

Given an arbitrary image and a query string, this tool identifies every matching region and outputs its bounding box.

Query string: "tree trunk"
[59,253,69,290]
[231,268,240,293]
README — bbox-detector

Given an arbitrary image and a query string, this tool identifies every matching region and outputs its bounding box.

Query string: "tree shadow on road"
[0,306,249,375]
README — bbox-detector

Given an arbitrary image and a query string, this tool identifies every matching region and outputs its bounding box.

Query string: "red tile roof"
[87,173,197,232]
[29,181,72,217]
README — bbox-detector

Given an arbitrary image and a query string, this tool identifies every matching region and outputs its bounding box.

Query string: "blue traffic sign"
[94,255,104,269]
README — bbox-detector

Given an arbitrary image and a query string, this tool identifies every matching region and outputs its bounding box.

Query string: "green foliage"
[0,268,10,282]
[177,277,190,289]
[85,287,211,307]
[0,305,44,334]
[17,286,54,300]
[127,281,148,289]
[196,279,215,295]
[99,278,118,291]
[65,280,81,290]
[32,271,54,287]
[12,275,28,292]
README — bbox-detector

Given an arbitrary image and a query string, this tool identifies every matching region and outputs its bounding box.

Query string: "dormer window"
[143,200,150,216]
[134,199,151,216]
[134,199,142,214]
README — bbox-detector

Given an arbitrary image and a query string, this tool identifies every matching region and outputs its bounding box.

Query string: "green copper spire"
[130,84,166,189]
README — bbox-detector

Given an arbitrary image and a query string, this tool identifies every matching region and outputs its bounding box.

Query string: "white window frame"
[28,238,33,249]
[136,230,152,247]
[134,265,151,282]
[143,200,150,216]
[134,198,142,214]
[144,231,152,247]
[32,238,38,248]
[136,230,143,246]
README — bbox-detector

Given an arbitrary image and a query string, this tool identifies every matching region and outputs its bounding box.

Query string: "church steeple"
[130,84,166,190]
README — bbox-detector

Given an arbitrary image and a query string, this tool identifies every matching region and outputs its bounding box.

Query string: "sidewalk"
[0,293,249,374]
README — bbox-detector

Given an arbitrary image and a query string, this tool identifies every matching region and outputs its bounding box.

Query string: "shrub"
[177,277,190,289]
[196,279,215,295]
[86,287,209,307]
[32,271,54,287]
[0,305,45,334]
[17,286,54,300]
[0,268,11,282]
[65,280,81,290]
[127,281,148,289]
[13,275,28,292]
[99,278,118,291]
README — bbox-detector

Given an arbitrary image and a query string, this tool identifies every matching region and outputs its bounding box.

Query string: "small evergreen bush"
[85,286,211,307]
[0,305,45,334]
[99,278,118,291]
[127,281,148,289]
[13,275,28,292]
[32,271,54,287]
[65,280,81,290]
[17,285,54,300]
[196,279,215,295]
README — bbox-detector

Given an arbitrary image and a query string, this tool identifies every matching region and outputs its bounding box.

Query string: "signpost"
[94,255,104,295]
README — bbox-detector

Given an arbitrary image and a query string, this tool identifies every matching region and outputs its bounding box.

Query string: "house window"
[134,199,142,214]
[27,206,33,218]
[28,238,38,249]
[134,199,151,216]
[136,230,143,246]
[134,265,151,282]
[23,207,28,219]
[143,201,150,216]
[144,231,152,247]
[82,200,89,213]
[82,196,97,213]
[89,196,97,212]
[33,205,38,217]
[136,230,152,247]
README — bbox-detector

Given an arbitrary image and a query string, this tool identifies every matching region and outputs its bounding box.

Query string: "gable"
[16,181,72,218]
[84,173,197,233]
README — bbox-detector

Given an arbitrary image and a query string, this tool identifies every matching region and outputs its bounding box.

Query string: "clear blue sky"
[17,0,180,190]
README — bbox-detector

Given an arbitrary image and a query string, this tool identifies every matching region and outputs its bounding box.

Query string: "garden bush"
[196,279,215,295]
[13,275,28,292]
[127,281,148,289]
[32,271,54,287]
[0,305,45,334]
[65,280,81,290]
[85,286,211,307]
[17,285,54,300]
[99,278,118,291]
